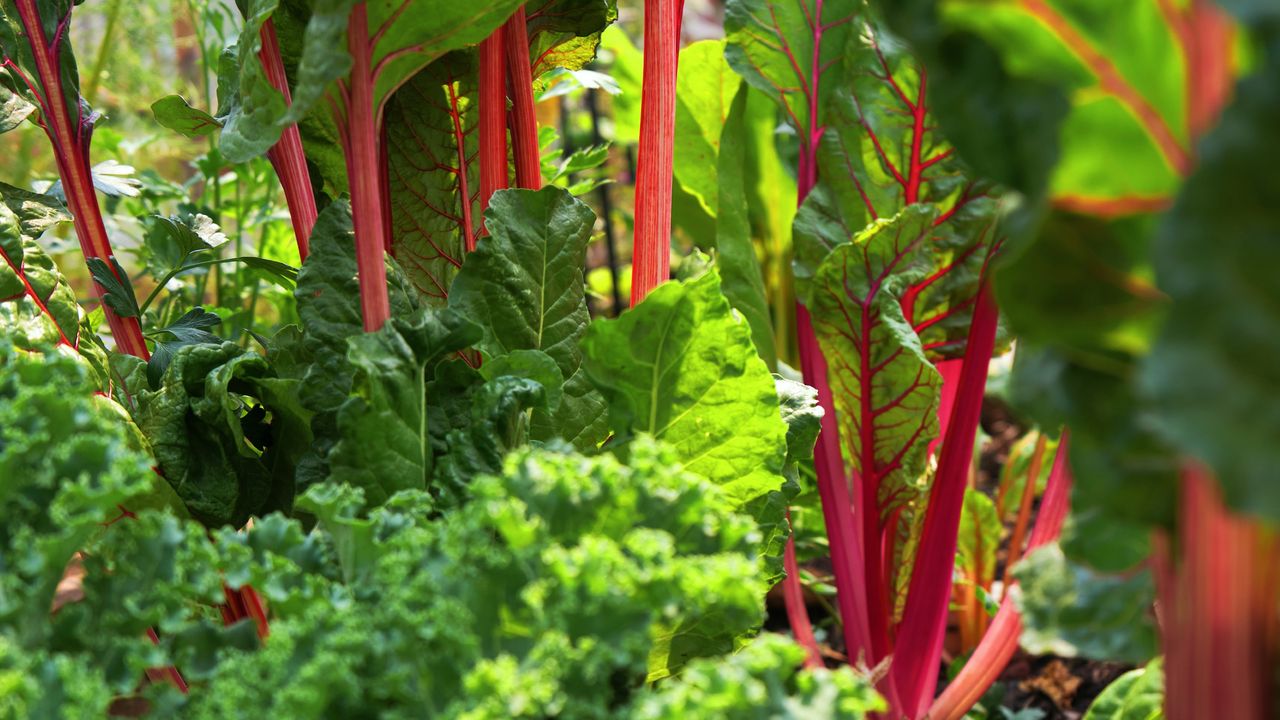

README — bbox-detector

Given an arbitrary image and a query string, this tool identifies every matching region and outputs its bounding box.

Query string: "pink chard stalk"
[630,0,683,303]
[3,0,150,359]
[256,17,317,260]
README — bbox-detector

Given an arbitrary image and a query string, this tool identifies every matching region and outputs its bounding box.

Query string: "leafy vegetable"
[449,187,608,449]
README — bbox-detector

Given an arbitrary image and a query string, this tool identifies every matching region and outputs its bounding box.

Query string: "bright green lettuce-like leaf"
[581,270,788,514]
[449,187,608,450]
[1084,659,1164,720]
[672,41,776,368]
[716,87,776,369]
[803,206,942,515]
[598,25,642,144]
[674,41,742,218]
[775,377,822,467]
[1142,45,1280,521]
[632,634,883,719]
[581,270,791,586]
[1013,544,1157,665]
[151,94,222,139]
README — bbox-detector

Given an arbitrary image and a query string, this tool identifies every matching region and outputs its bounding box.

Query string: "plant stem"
[630,0,683,304]
[782,513,823,669]
[13,0,150,360]
[258,17,317,259]
[892,280,999,718]
[796,304,875,669]
[477,23,509,241]
[504,6,541,190]
[341,2,392,331]
[82,0,123,105]
[927,434,1073,720]
[138,256,273,316]
[1003,433,1048,590]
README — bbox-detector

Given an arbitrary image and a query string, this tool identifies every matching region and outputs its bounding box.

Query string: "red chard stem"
[504,6,542,190]
[892,280,999,717]
[258,18,317,260]
[13,0,149,359]
[340,2,392,331]
[630,0,683,304]
[477,24,509,242]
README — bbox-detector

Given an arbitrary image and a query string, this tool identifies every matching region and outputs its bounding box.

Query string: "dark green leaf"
[449,187,608,449]
[85,256,141,319]
[1014,544,1158,665]
[1142,47,1280,520]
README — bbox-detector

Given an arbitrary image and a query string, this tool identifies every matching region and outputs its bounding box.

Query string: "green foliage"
[1083,659,1164,720]
[1013,545,1157,665]
[632,634,883,719]
[804,207,942,516]
[672,41,775,368]
[581,270,792,580]
[449,187,609,450]
[1142,41,1280,521]
[188,441,776,715]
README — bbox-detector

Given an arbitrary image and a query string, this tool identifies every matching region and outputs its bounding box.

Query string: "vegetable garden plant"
[0,0,1277,717]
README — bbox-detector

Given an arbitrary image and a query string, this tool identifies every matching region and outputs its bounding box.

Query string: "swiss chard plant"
[3,0,1279,718]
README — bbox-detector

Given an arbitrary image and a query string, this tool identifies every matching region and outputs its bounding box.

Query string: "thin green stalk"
[83,0,124,104]
[139,256,268,316]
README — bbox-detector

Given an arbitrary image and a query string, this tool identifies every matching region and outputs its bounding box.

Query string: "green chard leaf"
[955,487,1000,590]
[1141,45,1280,520]
[803,205,942,528]
[449,187,608,450]
[526,0,617,90]
[0,191,110,384]
[581,270,791,581]
[291,201,419,488]
[672,41,776,368]
[724,0,859,167]
[1013,544,1158,665]
[327,307,480,507]
[795,21,999,358]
